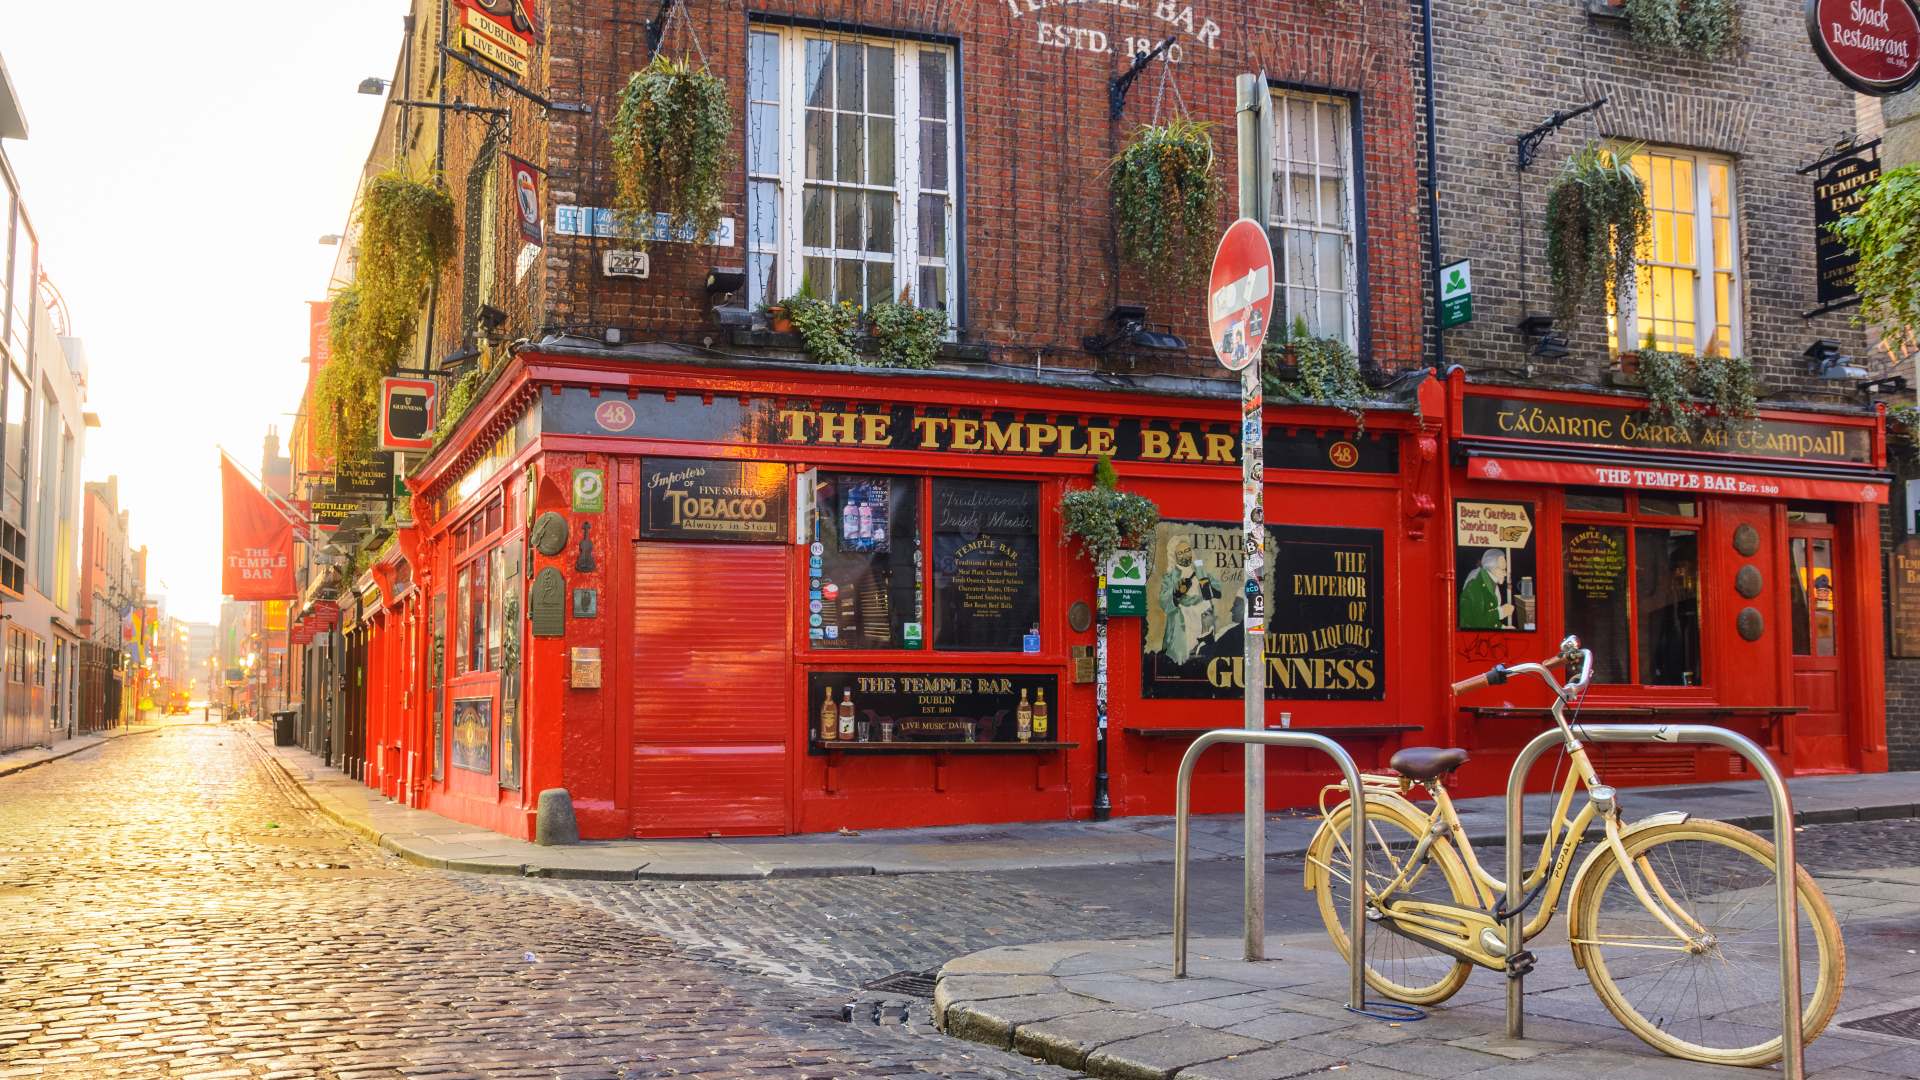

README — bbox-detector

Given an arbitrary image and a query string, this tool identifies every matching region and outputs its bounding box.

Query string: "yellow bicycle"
[1304,638,1844,1067]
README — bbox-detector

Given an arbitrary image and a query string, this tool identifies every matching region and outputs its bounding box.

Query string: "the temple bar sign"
[1006,0,1222,61]
[1462,396,1873,465]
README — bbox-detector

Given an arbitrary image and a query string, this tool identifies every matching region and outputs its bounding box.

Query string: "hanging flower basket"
[1544,143,1649,326]
[1059,457,1161,571]
[1109,119,1223,288]
[611,55,734,249]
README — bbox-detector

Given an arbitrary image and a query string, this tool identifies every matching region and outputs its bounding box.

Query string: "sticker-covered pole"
[1233,72,1275,961]
[1093,569,1111,821]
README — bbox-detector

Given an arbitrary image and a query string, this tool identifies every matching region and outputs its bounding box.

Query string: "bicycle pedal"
[1505,950,1536,979]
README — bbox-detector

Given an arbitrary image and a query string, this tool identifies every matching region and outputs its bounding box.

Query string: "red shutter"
[631,542,791,835]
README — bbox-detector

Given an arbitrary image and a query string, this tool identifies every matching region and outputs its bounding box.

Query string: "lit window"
[746,27,958,316]
[1609,148,1740,357]
[1269,90,1358,346]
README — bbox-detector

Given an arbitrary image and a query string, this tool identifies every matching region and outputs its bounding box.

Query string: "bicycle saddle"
[1389,746,1469,780]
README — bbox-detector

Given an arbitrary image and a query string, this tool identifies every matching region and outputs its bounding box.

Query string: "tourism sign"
[380,377,438,452]
[1207,217,1275,372]
[1807,0,1920,94]
[1439,259,1473,328]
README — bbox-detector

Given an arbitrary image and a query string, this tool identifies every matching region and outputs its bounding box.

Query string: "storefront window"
[455,569,471,676]
[1791,537,1836,658]
[487,547,505,670]
[812,473,921,649]
[1560,494,1701,686]
[932,478,1039,651]
[467,559,487,673]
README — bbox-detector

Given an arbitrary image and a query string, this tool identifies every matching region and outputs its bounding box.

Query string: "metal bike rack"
[1172,729,1367,1010]
[1503,724,1804,1079]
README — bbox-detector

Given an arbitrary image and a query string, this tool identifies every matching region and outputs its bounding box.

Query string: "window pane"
[918,266,946,310]
[802,187,829,247]
[1790,538,1812,655]
[918,194,946,258]
[748,252,777,309]
[1317,101,1342,165]
[867,261,894,308]
[1318,178,1345,229]
[1287,99,1312,163]
[1638,496,1695,517]
[488,547,505,671]
[835,42,862,110]
[866,45,894,114]
[1318,292,1346,344]
[803,256,831,294]
[748,180,779,249]
[866,191,893,253]
[1709,162,1729,216]
[748,103,779,174]
[835,258,861,303]
[805,40,832,108]
[455,568,471,675]
[868,117,895,186]
[932,479,1040,651]
[1636,530,1699,685]
[748,31,779,100]
[804,110,831,179]
[1566,489,1628,513]
[1809,538,1836,657]
[918,51,948,120]
[835,190,860,250]
[812,474,921,649]
[1315,233,1346,292]
[919,121,948,189]
[1672,158,1695,211]
[836,113,863,182]
[1563,524,1631,684]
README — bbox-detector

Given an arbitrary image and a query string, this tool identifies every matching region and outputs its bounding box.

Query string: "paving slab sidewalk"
[935,927,1920,1080]
[0,719,167,778]
[243,721,1920,881]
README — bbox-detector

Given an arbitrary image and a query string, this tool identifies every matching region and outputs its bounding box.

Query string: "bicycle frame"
[1339,642,1708,971]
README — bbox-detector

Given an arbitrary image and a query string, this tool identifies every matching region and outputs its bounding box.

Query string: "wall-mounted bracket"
[1515,97,1607,170]
[645,0,680,56]
[1109,36,1178,121]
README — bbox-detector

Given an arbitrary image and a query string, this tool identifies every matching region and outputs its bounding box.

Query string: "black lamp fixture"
[357,76,509,118]
[357,77,392,96]
[1515,313,1568,360]
[705,267,754,328]
[1804,338,1866,379]
[1083,304,1187,356]
[475,305,508,343]
[318,234,342,246]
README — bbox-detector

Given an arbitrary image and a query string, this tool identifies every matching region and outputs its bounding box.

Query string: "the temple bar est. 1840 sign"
[1813,142,1881,307]
[640,458,789,542]
[1807,0,1920,95]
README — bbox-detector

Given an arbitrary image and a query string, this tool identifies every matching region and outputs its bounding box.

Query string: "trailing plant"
[1832,164,1920,351]
[867,292,949,369]
[785,295,861,367]
[1544,143,1649,325]
[1888,402,1920,464]
[1264,316,1369,430]
[1059,456,1161,571]
[610,55,733,248]
[357,170,458,312]
[1622,0,1739,60]
[1636,348,1759,435]
[1110,119,1223,287]
[432,368,483,446]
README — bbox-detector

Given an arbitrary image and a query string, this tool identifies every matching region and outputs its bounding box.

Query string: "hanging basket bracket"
[1109,36,1177,121]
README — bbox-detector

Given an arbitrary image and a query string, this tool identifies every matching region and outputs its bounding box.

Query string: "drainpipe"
[1421,0,1445,372]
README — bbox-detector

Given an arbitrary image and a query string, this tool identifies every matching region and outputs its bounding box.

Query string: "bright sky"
[5,2,402,623]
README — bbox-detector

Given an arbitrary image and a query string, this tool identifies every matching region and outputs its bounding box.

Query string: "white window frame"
[1611,147,1741,357]
[1268,88,1359,347]
[747,26,959,320]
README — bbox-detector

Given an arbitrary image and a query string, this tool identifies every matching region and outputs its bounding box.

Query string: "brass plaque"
[1071,645,1096,684]
[569,646,602,689]
[532,511,570,557]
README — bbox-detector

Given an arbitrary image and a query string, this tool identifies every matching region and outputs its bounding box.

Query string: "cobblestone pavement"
[0,725,1078,1079]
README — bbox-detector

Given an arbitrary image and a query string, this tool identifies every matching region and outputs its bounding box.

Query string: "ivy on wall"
[1622,0,1740,60]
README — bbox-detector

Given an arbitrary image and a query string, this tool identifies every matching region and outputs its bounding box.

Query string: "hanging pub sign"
[1141,520,1385,701]
[309,487,357,530]
[381,377,438,452]
[456,0,533,78]
[1811,141,1880,308]
[505,155,544,248]
[1807,0,1920,95]
[640,458,789,541]
[335,453,395,498]
[807,671,1060,747]
[1892,537,1920,658]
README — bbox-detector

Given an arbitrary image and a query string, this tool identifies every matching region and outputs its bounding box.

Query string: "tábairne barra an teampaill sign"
[640,458,790,542]
[1142,521,1385,701]
[808,671,1060,747]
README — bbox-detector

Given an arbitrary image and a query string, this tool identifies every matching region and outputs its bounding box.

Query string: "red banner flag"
[221,455,295,600]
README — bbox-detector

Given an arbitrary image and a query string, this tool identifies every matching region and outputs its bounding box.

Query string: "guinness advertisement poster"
[932,480,1039,650]
[641,458,789,542]
[1142,520,1385,701]
[808,671,1060,747]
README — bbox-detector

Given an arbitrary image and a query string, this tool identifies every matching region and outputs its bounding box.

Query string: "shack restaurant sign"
[1808,0,1920,94]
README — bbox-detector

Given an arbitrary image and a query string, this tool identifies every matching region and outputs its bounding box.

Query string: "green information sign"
[1439,259,1472,329]
[572,468,606,514]
[1104,549,1148,616]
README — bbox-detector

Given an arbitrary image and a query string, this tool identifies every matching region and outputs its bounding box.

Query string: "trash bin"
[272,708,298,747]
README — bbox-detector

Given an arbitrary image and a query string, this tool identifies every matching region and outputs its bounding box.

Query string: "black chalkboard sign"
[807,671,1060,747]
[931,480,1038,650]
[1562,524,1630,683]
[1813,144,1879,308]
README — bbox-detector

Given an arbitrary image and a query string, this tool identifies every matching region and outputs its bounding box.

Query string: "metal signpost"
[1504,724,1806,1078]
[1221,72,1275,960]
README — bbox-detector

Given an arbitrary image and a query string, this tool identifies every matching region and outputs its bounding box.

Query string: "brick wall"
[1424,0,1872,395]
[518,0,1425,379]
[1885,451,1920,770]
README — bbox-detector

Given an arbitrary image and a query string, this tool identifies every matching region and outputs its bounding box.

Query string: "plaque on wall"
[807,671,1059,747]
[1892,538,1920,658]
[530,567,566,637]
[641,458,789,541]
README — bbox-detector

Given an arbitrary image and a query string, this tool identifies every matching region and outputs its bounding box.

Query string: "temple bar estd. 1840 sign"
[640,459,790,542]
[1141,521,1384,701]
[808,671,1061,746]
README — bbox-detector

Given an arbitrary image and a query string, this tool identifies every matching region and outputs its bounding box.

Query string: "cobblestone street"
[0,724,1075,1079]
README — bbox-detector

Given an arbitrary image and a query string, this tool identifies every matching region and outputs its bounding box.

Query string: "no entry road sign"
[1208,217,1275,372]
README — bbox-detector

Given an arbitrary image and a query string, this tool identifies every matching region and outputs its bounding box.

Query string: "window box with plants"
[1262,316,1370,430]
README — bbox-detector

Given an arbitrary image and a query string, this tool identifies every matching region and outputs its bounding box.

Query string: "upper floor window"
[1268,89,1358,347]
[746,26,959,316]
[1609,148,1740,356]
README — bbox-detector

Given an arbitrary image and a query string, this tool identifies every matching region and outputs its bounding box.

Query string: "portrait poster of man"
[1454,501,1537,632]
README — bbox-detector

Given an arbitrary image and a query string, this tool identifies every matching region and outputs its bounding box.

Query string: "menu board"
[1892,538,1920,658]
[1142,521,1385,700]
[1562,525,1630,683]
[931,480,1039,650]
[808,671,1060,746]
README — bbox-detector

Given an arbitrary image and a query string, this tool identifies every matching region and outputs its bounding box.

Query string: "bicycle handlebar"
[1451,636,1592,699]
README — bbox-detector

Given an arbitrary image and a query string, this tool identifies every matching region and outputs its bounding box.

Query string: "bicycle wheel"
[1569,819,1845,1067]
[1307,795,1475,1005]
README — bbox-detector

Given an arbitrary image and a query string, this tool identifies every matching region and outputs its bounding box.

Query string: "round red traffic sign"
[1208,217,1275,372]
[1808,0,1920,95]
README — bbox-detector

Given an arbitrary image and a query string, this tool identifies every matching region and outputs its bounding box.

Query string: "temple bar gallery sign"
[1462,396,1873,465]
[545,389,1398,473]
[1807,0,1920,95]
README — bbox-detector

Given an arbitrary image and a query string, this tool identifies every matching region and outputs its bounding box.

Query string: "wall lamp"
[318,234,342,245]
[706,267,753,328]
[1804,339,1867,379]
[1083,304,1186,355]
[359,77,509,118]
[1515,313,1568,360]
[357,78,392,95]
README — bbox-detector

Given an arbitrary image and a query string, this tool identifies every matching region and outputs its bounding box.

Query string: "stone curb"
[0,723,164,779]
